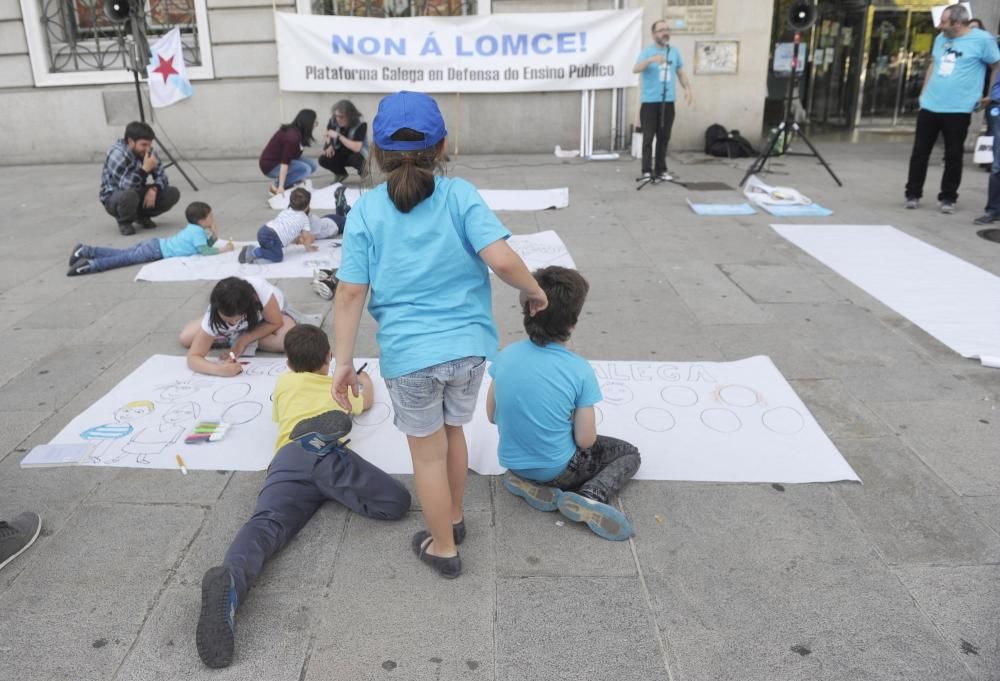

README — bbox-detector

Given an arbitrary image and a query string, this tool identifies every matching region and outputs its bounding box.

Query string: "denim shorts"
[384,356,486,437]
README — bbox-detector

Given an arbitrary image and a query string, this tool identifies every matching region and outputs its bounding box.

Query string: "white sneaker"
[939,201,956,214]
[657,171,674,181]
[903,198,919,209]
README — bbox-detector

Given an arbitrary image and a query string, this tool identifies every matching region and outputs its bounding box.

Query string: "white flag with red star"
[146,28,193,108]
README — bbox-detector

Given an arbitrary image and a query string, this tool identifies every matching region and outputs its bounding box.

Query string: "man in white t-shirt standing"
[239,187,317,263]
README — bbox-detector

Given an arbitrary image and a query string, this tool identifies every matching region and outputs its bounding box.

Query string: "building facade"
[0,0,775,163]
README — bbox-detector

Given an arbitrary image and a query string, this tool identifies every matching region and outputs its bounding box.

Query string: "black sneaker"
[69,243,86,266]
[973,212,999,225]
[238,245,256,264]
[290,410,352,455]
[118,222,136,236]
[0,512,42,572]
[333,173,348,184]
[137,216,157,229]
[334,185,349,216]
[67,261,93,277]
[196,566,238,668]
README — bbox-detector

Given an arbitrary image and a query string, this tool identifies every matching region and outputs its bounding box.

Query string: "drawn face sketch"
[158,380,203,402]
[114,401,154,423]
[162,401,200,425]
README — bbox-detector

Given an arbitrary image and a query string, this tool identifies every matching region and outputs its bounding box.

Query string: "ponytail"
[368,128,445,213]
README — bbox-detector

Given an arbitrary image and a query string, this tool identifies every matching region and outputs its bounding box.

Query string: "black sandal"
[411,530,462,579]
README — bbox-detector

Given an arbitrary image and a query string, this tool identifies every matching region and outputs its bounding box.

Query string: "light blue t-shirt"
[159,223,209,259]
[488,340,603,480]
[922,29,1000,113]
[337,176,510,379]
[637,43,684,103]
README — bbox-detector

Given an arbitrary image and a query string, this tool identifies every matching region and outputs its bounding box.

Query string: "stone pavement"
[1,134,999,680]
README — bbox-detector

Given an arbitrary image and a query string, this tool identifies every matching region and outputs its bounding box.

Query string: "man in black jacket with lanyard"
[633,20,693,181]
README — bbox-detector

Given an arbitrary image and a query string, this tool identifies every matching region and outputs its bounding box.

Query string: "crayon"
[175,454,188,475]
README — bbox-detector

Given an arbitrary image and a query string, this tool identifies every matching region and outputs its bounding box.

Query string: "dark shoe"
[118,222,136,236]
[290,410,352,455]
[411,530,461,579]
[238,245,256,264]
[137,216,157,229]
[453,519,466,545]
[973,212,999,225]
[196,566,237,668]
[557,492,632,541]
[334,185,349,216]
[66,261,93,277]
[0,512,42,571]
[69,243,86,266]
[502,471,561,512]
[333,173,348,184]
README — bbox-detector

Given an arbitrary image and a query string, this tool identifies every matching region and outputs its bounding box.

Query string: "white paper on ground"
[506,231,576,271]
[135,240,342,281]
[269,184,569,211]
[37,354,857,483]
[744,174,813,206]
[686,199,757,216]
[773,224,1000,366]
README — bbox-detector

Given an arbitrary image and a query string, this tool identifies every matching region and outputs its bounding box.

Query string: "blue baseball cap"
[373,91,448,151]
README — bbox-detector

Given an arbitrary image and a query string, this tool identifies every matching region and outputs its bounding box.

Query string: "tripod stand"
[124,35,198,191]
[739,32,841,188]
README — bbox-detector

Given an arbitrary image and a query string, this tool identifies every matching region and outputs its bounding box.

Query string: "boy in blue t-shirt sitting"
[486,266,640,541]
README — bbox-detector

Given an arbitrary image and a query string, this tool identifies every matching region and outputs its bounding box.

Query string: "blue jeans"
[253,225,284,263]
[264,158,318,188]
[986,101,1000,214]
[81,238,163,272]
[222,440,410,602]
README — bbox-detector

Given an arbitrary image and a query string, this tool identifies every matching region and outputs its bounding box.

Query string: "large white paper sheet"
[36,354,857,483]
[268,184,569,211]
[135,240,342,282]
[773,224,1000,366]
[507,231,576,271]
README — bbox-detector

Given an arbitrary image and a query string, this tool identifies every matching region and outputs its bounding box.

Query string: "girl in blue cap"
[330,91,547,578]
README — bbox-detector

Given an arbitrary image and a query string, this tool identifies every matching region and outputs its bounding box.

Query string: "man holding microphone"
[634,19,693,182]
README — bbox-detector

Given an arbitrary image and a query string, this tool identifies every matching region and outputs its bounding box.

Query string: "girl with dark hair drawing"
[318,99,369,183]
[259,109,319,195]
[331,92,548,579]
[179,276,295,376]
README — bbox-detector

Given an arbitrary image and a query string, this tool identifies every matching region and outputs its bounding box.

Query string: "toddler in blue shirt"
[67,201,233,275]
[487,266,641,541]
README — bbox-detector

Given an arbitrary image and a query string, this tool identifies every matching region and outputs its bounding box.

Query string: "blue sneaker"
[502,472,562,512]
[557,492,632,541]
[290,410,352,455]
[196,566,238,668]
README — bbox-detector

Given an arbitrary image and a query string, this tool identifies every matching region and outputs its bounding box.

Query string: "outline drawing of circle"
[762,407,805,434]
[661,386,698,407]
[221,401,263,425]
[354,402,390,427]
[594,405,604,427]
[268,363,289,376]
[701,408,742,433]
[241,364,268,376]
[213,383,252,403]
[601,382,633,406]
[636,407,675,432]
[718,385,759,408]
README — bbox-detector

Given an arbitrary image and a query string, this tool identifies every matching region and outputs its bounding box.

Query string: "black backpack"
[705,125,758,158]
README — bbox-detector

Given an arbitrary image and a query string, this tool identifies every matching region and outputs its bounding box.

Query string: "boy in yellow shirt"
[196,324,410,668]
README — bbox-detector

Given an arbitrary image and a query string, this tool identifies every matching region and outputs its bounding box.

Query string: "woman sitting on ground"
[259,109,318,196]
[318,100,369,183]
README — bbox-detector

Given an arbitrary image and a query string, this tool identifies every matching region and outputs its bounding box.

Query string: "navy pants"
[986,101,1000,215]
[223,441,411,601]
[253,225,285,263]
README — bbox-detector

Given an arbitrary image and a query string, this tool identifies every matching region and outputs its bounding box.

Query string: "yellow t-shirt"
[272,371,364,453]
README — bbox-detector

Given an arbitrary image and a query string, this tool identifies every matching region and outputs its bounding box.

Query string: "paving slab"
[623,483,973,681]
[835,437,1000,565]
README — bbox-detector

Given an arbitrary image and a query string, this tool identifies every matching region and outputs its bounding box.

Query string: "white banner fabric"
[275,9,642,93]
[34,355,857,484]
[268,185,569,212]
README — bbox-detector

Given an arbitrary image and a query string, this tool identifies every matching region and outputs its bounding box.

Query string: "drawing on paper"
[82,400,155,463]
[108,401,200,465]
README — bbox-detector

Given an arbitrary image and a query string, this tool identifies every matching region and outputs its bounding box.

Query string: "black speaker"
[787,0,818,31]
[103,0,131,23]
